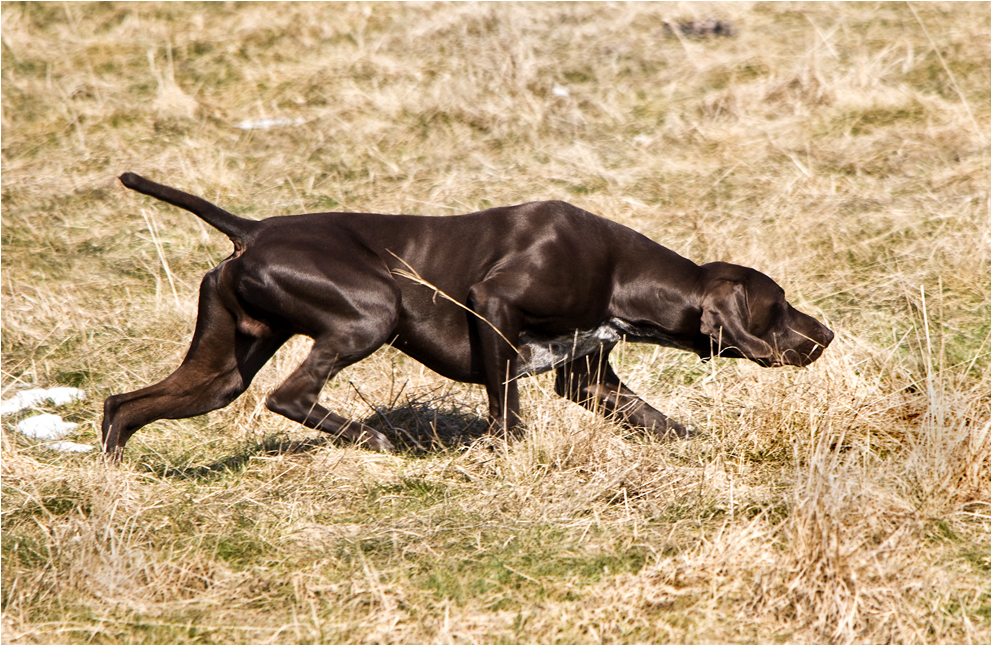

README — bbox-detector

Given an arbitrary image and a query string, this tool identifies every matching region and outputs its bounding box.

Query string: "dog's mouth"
[753,344,823,368]
[770,344,826,368]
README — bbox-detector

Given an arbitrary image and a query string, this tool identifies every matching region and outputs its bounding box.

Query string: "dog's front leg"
[554,349,691,440]
[467,281,524,438]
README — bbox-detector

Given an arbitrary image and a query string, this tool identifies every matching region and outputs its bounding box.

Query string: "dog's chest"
[514,318,693,377]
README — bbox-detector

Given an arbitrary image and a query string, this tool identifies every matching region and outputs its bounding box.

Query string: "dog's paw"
[644,417,695,442]
[362,431,395,453]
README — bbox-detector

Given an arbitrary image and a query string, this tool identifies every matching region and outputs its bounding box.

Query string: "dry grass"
[2,2,989,643]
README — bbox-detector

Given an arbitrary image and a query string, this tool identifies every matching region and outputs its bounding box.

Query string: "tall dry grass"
[2,2,989,643]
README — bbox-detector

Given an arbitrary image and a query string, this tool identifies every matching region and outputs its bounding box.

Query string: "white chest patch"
[513,318,695,378]
[514,323,622,378]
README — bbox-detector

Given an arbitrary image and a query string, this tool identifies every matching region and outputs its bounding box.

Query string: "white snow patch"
[236,117,305,130]
[1,387,86,415]
[46,441,96,453]
[17,414,79,440]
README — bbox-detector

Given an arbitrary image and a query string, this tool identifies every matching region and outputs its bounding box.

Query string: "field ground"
[2,2,989,643]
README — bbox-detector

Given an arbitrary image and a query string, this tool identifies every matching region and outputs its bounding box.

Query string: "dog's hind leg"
[553,348,690,440]
[263,336,395,452]
[102,273,289,458]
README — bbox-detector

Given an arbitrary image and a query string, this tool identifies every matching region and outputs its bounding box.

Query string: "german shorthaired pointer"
[102,174,833,456]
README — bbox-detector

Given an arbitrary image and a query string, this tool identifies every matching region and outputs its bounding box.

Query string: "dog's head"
[695,262,833,368]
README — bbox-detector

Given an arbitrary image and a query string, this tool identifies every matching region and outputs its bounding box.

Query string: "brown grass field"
[1,2,989,643]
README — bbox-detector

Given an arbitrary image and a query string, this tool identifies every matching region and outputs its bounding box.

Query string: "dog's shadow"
[143,400,490,481]
[360,399,491,453]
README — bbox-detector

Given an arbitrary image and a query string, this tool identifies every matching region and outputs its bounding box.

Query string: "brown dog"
[102,173,833,456]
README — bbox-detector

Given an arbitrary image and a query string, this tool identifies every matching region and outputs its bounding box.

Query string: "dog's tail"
[119,173,259,249]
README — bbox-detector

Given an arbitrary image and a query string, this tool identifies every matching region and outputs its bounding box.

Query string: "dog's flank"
[102,173,833,458]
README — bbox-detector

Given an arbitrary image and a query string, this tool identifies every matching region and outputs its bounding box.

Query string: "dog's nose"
[822,326,835,346]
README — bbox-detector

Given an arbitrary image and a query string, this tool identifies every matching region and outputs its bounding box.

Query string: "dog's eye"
[753,301,784,334]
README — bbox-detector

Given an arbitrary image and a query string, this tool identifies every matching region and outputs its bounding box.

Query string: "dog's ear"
[700,280,775,361]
